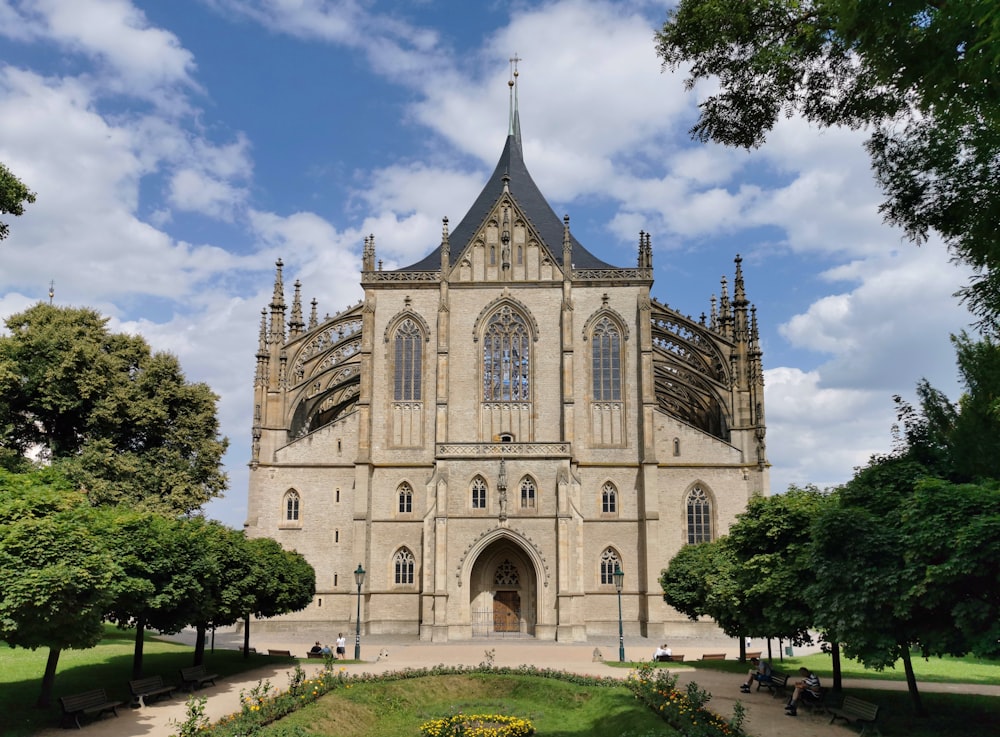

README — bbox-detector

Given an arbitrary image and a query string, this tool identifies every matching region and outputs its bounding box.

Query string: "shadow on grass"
[0,637,293,737]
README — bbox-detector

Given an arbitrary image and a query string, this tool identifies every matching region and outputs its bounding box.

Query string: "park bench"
[745,651,761,660]
[653,653,685,663]
[128,675,177,707]
[267,648,293,657]
[700,653,726,660]
[307,651,326,659]
[828,695,882,736]
[59,688,123,729]
[179,664,219,692]
[756,671,789,697]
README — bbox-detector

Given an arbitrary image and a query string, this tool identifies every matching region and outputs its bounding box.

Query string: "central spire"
[508,53,522,145]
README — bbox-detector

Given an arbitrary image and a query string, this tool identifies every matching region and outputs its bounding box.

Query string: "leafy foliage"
[0,303,228,513]
[656,0,1000,331]
[725,486,830,645]
[0,162,35,241]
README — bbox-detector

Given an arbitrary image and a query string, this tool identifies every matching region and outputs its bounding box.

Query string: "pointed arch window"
[393,319,422,401]
[483,305,531,401]
[592,316,622,401]
[471,477,487,509]
[600,547,621,585]
[520,478,536,509]
[284,490,300,522]
[686,486,713,544]
[601,482,617,514]
[398,483,412,514]
[394,548,415,585]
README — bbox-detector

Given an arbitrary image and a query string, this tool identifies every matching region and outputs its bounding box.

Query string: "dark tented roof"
[399,134,616,272]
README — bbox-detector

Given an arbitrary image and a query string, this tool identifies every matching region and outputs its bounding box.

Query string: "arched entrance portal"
[469,539,537,637]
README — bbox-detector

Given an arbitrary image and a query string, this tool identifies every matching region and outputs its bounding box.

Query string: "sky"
[0,0,976,529]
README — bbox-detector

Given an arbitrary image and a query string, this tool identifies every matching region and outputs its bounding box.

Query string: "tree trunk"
[901,646,926,716]
[830,641,842,692]
[194,623,207,665]
[739,634,747,661]
[132,616,146,680]
[37,648,61,708]
[243,614,251,658]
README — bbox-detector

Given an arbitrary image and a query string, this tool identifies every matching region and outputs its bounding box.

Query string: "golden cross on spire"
[509,53,521,84]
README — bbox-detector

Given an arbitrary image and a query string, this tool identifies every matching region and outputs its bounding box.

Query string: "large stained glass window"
[483,306,530,401]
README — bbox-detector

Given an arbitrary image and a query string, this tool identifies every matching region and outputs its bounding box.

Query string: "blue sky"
[0,0,975,528]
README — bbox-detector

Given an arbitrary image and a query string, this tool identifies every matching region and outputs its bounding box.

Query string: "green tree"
[656,0,1000,331]
[105,512,217,679]
[660,540,746,636]
[898,477,1000,659]
[0,162,36,241]
[181,525,315,665]
[0,469,121,707]
[726,486,829,647]
[0,303,228,513]
[893,332,1000,482]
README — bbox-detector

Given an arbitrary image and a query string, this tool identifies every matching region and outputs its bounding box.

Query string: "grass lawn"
[256,673,673,737]
[610,650,1000,686]
[0,626,289,737]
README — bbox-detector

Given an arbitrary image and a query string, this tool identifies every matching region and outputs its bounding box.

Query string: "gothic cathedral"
[245,82,768,642]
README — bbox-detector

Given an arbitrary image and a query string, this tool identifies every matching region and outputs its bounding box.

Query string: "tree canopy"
[656,0,1000,331]
[0,162,36,242]
[0,303,228,514]
[0,468,122,706]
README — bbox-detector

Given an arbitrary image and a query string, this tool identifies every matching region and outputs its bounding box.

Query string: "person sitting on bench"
[785,667,821,716]
[740,656,772,693]
[653,643,673,662]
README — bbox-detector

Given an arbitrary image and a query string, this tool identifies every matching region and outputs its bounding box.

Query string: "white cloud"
[2,0,198,108]
[168,168,246,221]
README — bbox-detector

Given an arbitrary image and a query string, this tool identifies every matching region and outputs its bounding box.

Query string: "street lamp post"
[354,563,366,661]
[613,563,625,663]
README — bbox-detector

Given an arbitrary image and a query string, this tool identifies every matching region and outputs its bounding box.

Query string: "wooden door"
[493,591,520,632]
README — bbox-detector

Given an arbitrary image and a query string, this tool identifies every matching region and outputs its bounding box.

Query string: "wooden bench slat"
[179,665,219,692]
[829,695,881,736]
[128,675,177,707]
[59,689,123,729]
[756,671,789,697]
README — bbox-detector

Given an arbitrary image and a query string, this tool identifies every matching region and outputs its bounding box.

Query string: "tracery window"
[394,548,415,585]
[600,547,621,585]
[592,316,622,401]
[284,490,300,521]
[494,559,519,586]
[482,306,531,401]
[686,486,713,544]
[472,477,487,509]
[393,319,422,401]
[398,483,412,514]
[601,482,617,514]
[520,478,536,508]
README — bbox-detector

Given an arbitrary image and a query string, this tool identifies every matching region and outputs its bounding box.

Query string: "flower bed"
[626,664,747,737]
[419,712,535,737]
[171,661,741,737]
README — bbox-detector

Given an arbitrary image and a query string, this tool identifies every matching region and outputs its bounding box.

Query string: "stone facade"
[245,115,768,642]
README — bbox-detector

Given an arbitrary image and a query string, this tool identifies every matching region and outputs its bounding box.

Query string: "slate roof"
[399,133,616,272]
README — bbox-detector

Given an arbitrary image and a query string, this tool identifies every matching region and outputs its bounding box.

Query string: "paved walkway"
[33,629,999,737]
